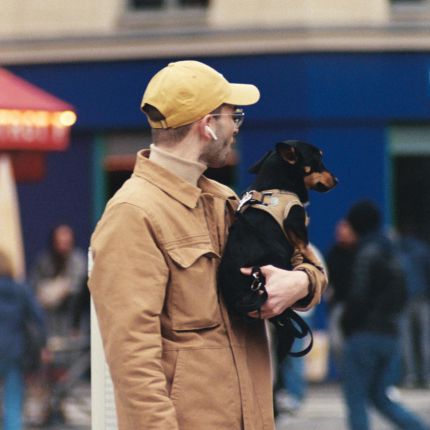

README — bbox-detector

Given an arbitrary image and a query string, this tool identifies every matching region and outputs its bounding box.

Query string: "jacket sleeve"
[88,202,179,430]
[290,246,328,310]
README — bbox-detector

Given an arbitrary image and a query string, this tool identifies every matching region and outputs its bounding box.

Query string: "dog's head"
[249,140,338,201]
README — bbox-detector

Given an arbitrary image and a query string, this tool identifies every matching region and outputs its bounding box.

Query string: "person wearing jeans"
[340,200,429,430]
[276,310,313,414]
[0,363,24,430]
[343,332,426,430]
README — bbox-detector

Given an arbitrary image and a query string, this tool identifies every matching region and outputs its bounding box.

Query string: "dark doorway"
[394,156,430,243]
[106,165,236,200]
[107,170,133,199]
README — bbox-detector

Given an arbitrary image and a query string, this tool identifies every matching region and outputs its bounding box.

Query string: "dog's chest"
[237,208,295,268]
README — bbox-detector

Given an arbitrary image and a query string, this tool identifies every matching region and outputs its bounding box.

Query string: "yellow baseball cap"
[141,60,260,129]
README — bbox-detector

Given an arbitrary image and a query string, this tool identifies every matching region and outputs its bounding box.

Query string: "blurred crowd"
[0,224,89,429]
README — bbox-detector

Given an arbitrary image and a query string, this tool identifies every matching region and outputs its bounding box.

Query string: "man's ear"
[198,115,214,141]
[276,141,298,164]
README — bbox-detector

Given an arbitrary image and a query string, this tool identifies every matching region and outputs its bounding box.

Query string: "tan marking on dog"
[304,171,337,189]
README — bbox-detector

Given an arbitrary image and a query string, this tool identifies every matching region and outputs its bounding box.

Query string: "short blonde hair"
[143,104,193,144]
[144,103,224,145]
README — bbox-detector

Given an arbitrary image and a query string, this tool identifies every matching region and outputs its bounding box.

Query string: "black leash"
[240,266,313,357]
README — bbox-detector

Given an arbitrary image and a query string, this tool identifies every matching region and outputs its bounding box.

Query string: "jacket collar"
[133,150,237,209]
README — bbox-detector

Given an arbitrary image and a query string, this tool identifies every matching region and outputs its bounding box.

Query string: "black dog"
[218,140,337,359]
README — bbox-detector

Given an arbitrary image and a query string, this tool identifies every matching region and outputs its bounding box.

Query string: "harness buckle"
[237,191,255,213]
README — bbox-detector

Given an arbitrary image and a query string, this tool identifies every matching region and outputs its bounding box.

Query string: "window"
[123,0,208,30]
[131,0,209,9]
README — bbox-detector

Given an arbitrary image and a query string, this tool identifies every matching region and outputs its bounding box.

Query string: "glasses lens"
[209,110,244,127]
[234,110,244,127]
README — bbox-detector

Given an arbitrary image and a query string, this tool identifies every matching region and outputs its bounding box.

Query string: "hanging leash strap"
[280,309,314,357]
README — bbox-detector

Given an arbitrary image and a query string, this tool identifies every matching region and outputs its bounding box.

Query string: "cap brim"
[225,83,260,106]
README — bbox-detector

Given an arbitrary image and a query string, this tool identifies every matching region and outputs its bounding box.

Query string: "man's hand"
[242,265,309,319]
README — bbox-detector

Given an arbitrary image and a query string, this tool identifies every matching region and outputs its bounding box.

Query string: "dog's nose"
[316,172,338,192]
[328,174,339,189]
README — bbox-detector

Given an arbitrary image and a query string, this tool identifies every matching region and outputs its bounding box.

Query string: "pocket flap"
[167,246,219,268]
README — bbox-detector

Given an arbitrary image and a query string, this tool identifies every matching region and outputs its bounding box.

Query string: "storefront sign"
[0,68,76,151]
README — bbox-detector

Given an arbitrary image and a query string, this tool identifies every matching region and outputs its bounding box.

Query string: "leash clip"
[237,191,255,213]
[250,267,265,292]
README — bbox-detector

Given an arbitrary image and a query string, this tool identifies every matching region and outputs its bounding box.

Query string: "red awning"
[0,68,73,111]
[0,68,76,151]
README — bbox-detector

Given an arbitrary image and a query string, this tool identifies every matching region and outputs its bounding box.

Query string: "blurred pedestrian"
[327,219,358,307]
[340,200,429,430]
[397,221,430,388]
[31,224,86,339]
[326,219,358,366]
[29,224,86,425]
[0,251,46,430]
[275,244,326,416]
[275,307,314,416]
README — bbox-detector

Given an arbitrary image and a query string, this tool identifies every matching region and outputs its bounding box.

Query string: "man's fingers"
[240,267,253,275]
[258,265,275,277]
[241,265,275,277]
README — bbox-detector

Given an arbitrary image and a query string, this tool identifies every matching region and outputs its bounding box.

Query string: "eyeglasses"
[209,109,245,128]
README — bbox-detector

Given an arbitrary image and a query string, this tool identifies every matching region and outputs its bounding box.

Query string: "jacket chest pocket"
[166,244,222,331]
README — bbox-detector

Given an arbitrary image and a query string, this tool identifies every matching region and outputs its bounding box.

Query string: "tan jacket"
[89,150,324,430]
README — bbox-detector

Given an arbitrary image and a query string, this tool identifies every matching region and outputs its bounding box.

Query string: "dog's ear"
[276,141,299,165]
[248,150,273,174]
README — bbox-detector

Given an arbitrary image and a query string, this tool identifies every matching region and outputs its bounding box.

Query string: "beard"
[207,137,236,168]
[202,135,235,168]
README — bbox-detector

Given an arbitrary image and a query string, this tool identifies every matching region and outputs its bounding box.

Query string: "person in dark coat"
[326,218,358,365]
[340,200,429,430]
[0,251,46,430]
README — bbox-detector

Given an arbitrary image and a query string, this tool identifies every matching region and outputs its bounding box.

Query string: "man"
[88,60,326,430]
[340,200,429,430]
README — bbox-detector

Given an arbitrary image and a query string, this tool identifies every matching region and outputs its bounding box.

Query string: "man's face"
[53,225,74,255]
[200,105,239,168]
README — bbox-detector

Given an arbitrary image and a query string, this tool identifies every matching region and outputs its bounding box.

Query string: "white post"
[89,250,118,429]
[0,154,25,280]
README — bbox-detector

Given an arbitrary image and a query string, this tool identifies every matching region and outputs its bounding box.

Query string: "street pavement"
[24,381,430,429]
[24,382,91,430]
[276,383,430,430]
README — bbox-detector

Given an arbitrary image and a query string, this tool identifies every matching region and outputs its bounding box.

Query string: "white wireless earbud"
[205,125,218,141]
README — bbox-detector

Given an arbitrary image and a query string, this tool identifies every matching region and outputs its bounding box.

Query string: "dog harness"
[237,189,322,270]
[236,189,306,235]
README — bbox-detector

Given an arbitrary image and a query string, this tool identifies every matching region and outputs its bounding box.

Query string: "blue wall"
[9,51,430,270]
[17,133,93,270]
